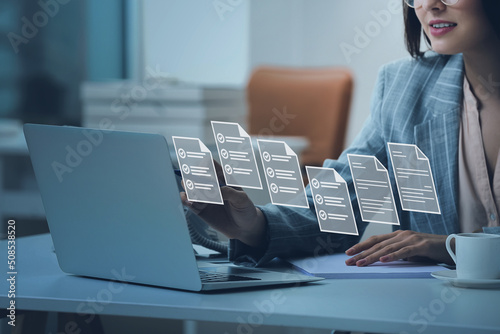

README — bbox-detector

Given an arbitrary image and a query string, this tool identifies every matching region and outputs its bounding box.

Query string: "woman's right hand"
[180,163,267,248]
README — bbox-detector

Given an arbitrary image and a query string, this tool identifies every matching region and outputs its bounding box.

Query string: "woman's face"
[414,0,497,55]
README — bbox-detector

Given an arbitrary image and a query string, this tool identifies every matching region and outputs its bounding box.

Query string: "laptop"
[24,124,321,291]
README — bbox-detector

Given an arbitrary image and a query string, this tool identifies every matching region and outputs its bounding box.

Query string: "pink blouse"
[458,78,500,233]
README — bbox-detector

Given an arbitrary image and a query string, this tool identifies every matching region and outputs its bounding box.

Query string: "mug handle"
[446,234,457,264]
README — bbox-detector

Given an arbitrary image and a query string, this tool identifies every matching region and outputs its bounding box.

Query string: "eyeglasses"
[405,0,459,8]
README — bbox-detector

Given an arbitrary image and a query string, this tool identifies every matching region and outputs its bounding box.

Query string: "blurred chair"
[247,66,353,167]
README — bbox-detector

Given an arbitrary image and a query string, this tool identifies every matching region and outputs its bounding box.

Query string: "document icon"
[257,140,308,208]
[387,143,441,214]
[211,121,262,189]
[306,166,358,236]
[172,136,223,205]
[348,154,400,225]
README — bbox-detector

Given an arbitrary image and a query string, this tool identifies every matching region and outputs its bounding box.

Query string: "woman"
[182,0,500,267]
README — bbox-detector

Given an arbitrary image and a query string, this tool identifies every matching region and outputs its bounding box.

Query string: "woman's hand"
[180,161,267,248]
[344,230,454,266]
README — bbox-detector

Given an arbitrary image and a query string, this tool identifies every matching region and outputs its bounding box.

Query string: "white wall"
[142,0,250,86]
[249,0,305,68]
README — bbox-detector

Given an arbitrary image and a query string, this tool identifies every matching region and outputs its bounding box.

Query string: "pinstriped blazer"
[229,53,470,266]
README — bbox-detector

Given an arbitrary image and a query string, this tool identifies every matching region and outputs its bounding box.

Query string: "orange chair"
[247,66,353,168]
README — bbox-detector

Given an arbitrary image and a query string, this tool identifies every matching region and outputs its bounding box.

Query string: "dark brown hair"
[403,0,500,58]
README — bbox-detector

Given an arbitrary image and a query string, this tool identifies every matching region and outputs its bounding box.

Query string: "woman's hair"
[403,0,500,58]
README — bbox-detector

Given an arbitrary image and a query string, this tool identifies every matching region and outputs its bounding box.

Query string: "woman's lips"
[429,21,457,37]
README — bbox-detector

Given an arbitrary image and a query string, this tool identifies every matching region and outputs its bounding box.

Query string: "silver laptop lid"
[24,124,202,291]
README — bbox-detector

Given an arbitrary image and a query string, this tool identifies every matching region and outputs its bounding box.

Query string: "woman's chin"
[430,44,461,56]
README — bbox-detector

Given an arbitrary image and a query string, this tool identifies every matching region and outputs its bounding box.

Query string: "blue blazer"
[230,53,497,265]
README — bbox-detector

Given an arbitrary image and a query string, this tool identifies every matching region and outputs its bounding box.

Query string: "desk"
[1,235,499,334]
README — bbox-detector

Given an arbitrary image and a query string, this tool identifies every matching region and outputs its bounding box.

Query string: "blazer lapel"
[413,54,464,235]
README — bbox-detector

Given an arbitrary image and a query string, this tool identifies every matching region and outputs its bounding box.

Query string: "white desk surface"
[1,234,499,334]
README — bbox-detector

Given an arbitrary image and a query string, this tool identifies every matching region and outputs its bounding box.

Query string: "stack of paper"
[287,253,448,279]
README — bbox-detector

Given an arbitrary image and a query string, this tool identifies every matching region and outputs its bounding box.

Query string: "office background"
[1,1,410,333]
[1,0,409,142]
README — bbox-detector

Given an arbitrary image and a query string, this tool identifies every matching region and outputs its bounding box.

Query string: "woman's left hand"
[344,230,454,266]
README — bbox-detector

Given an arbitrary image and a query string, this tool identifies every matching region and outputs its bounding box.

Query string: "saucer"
[431,270,500,289]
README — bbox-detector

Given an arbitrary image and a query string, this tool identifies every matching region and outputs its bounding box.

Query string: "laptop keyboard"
[199,270,261,283]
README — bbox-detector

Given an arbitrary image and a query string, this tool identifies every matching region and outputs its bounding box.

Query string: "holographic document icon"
[387,143,441,214]
[172,136,223,205]
[257,139,308,208]
[306,166,358,236]
[211,121,262,189]
[348,154,400,225]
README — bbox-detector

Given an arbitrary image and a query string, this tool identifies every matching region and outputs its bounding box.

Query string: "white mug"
[446,233,500,280]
